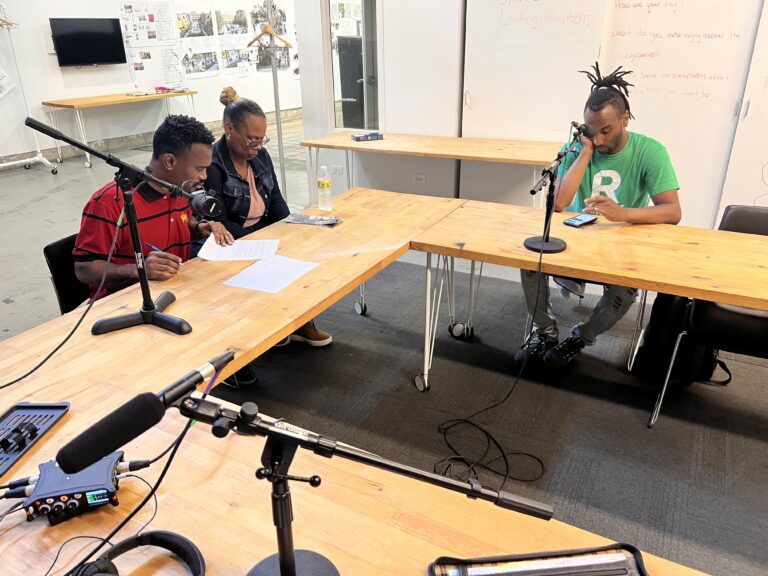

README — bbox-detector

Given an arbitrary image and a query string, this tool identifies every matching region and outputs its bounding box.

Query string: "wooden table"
[300,131,562,196]
[42,91,197,168]
[0,190,705,575]
[300,131,562,313]
[409,200,768,390]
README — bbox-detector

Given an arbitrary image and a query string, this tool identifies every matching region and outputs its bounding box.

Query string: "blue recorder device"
[21,451,123,525]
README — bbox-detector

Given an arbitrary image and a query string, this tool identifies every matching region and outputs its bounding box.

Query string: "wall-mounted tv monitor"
[50,18,127,67]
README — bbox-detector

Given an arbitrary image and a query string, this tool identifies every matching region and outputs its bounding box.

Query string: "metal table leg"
[414,253,447,392]
[73,109,91,168]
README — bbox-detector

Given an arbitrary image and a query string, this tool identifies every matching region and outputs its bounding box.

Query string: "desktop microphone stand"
[524,128,582,254]
[24,117,196,336]
[178,398,554,576]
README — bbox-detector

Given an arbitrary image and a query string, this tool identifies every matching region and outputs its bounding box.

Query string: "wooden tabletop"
[42,90,198,109]
[410,200,768,311]
[301,131,563,166]
[0,188,462,398]
[0,401,706,576]
[0,189,706,575]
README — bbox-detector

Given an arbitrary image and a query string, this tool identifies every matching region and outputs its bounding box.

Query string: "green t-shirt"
[557,132,679,212]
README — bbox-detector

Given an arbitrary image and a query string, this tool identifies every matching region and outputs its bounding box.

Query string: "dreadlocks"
[580,62,635,119]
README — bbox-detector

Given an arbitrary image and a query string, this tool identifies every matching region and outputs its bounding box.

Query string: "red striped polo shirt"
[73,180,192,299]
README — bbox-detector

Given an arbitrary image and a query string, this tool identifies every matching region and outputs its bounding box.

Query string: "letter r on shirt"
[591,170,621,201]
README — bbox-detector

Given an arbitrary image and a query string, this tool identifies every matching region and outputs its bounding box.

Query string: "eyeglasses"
[234,128,270,148]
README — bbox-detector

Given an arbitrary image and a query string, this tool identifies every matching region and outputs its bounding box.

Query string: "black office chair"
[43,234,90,314]
[649,205,768,427]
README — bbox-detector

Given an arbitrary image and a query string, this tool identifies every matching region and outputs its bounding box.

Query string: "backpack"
[631,293,731,387]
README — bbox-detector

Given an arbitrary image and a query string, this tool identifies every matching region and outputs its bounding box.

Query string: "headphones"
[71,530,205,575]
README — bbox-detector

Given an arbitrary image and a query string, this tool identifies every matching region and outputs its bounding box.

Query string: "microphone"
[188,189,223,219]
[56,351,235,474]
[571,121,595,139]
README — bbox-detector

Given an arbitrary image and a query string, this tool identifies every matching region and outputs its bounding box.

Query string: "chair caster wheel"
[414,374,429,392]
[354,301,367,315]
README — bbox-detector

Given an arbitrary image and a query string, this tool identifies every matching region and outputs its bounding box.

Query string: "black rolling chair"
[649,205,768,427]
[43,234,90,314]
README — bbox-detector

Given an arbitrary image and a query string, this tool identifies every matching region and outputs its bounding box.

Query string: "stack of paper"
[197,235,279,261]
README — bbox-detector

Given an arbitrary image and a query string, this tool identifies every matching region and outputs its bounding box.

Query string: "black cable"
[42,536,110,576]
[41,474,157,576]
[63,420,193,576]
[433,125,581,492]
[0,209,126,391]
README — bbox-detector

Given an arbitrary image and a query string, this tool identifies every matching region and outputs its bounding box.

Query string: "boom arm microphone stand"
[523,124,586,254]
[177,397,554,576]
[25,117,219,336]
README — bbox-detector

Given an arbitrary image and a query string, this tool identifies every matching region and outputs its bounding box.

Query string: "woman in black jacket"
[204,86,290,239]
[205,87,332,386]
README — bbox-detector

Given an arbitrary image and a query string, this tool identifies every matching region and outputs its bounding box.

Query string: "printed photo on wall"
[216,10,249,35]
[251,0,287,35]
[177,11,214,38]
[182,51,219,74]
[255,46,289,71]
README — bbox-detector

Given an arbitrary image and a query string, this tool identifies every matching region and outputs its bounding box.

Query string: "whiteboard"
[599,0,765,228]
[462,0,607,141]
[718,2,768,220]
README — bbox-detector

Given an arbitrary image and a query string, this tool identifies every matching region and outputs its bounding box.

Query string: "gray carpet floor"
[212,260,768,576]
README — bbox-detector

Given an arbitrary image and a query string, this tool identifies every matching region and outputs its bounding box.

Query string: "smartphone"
[563,213,598,228]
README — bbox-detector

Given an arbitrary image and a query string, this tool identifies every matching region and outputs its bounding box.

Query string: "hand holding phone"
[563,213,598,228]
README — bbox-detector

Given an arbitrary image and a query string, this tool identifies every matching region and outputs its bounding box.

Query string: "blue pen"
[145,242,183,266]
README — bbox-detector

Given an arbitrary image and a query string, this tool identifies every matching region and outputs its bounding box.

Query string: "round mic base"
[524,236,567,254]
[247,550,340,576]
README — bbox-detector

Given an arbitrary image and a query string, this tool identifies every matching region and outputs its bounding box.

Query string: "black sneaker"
[223,365,259,389]
[544,336,586,367]
[514,334,558,364]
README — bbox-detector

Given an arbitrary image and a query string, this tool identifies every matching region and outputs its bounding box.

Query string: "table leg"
[414,253,447,392]
[73,109,91,168]
[345,150,352,189]
[354,282,367,315]
[188,94,196,117]
[46,107,63,163]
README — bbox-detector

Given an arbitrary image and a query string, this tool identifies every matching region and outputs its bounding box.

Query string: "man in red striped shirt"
[74,115,233,299]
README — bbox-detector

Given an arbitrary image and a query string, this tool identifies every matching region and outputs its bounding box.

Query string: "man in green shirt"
[516,63,682,367]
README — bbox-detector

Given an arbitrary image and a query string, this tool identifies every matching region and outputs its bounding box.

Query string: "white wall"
[297,0,465,200]
[2,0,302,158]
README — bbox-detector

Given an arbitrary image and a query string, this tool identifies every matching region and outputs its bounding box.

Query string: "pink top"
[243,164,266,227]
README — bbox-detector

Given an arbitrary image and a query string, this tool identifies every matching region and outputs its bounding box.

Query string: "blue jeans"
[520,270,639,345]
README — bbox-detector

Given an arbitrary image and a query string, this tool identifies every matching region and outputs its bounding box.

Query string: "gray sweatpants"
[520,270,639,345]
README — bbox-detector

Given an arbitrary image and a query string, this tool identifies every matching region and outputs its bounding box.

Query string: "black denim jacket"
[204,135,290,239]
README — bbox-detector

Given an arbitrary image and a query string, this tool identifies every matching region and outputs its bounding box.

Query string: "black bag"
[632,293,731,387]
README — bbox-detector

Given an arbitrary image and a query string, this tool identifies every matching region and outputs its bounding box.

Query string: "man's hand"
[145,251,182,280]
[584,195,627,222]
[199,221,235,246]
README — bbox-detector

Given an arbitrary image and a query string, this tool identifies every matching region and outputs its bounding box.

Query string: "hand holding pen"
[145,242,183,281]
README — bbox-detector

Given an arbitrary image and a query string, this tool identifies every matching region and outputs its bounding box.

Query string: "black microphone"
[56,351,235,474]
[188,190,223,219]
[571,121,595,139]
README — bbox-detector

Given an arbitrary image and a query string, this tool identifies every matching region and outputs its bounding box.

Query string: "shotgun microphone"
[56,351,235,474]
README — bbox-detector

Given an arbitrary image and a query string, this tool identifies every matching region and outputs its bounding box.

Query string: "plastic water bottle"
[317,166,333,211]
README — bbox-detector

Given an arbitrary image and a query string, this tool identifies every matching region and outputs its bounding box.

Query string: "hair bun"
[219,86,238,106]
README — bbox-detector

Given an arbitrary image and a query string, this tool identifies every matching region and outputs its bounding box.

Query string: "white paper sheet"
[197,234,279,261]
[223,256,317,293]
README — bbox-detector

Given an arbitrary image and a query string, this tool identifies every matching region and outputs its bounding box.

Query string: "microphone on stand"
[571,121,596,139]
[188,190,223,219]
[56,351,235,474]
